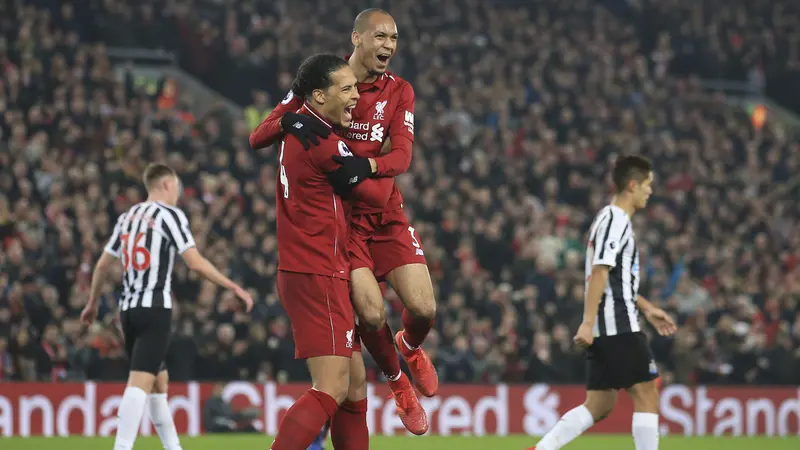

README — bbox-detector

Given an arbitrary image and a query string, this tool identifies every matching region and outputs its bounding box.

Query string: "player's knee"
[347,364,367,400]
[311,359,351,404]
[152,370,169,394]
[630,382,660,412]
[358,306,386,330]
[584,396,616,422]
[406,295,436,321]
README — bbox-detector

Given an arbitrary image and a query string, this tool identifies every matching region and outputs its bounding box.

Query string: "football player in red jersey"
[271,53,394,450]
[251,8,435,436]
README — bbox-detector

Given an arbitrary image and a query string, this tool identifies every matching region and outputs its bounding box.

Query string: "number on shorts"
[121,232,151,271]
[408,226,421,248]
[279,141,289,198]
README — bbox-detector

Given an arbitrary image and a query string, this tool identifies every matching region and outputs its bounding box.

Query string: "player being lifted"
[81,163,253,450]
[529,156,677,450]
[270,53,395,450]
[251,8,434,434]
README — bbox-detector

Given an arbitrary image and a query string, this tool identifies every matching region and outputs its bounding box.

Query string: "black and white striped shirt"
[104,201,196,310]
[585,205,640,337]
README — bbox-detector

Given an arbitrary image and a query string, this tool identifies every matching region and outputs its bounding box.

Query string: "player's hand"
[327,155,373,192]
[234,286,254,313]
[644,308,678,336]
[573,322,594,348]
[280,112,331,150]
[80,304,98,325]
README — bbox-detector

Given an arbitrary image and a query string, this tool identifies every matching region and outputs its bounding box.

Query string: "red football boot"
[395,330,439,397]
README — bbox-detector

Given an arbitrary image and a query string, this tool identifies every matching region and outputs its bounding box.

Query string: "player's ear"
[351,30,361,47]
[312,88,325,105]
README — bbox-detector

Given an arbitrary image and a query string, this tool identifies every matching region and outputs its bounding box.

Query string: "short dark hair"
[142,163,176,190]
[353,8,391,33]
[291,54,349,100]
[612,155,652,193]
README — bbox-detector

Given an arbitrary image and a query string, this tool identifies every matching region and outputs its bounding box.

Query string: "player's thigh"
[348,213,377,274]
[385,263,436,319]
[350,267,385,330]
[277,271,357,359]
[370,210,428,281]
[119,310,137,367]
[346,351,368,402]
[587,332,657,391]
[128,308,172,376]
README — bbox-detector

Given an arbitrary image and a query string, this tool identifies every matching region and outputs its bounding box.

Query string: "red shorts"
[277,271,358,359]
[349,208,427,281]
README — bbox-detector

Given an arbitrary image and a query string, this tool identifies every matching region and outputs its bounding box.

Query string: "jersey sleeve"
[161,207,197,255]
[103,213,126,258]
[591,209,629,267]
[249,90,304,150]
[374,81,415,177]
[350,178,394,208]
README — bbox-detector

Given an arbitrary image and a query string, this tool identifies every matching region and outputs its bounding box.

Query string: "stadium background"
[1,0,799,447]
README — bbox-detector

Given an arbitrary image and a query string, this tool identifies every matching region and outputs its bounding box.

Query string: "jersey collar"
[300,103,333,130]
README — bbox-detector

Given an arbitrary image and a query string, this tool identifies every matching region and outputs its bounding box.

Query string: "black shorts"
[120,307,172,375]
[586,331,658,390]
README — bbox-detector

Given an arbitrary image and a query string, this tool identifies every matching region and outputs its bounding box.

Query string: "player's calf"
[387,263,439,397]
[534,390,616,450]
[271,355,350,450]
[114,370,157,450]
[627,380,660,450]
[330,352,370,450]
[149,369,183,450]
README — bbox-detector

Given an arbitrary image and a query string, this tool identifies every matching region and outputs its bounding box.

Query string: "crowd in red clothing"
[1,0,798,386]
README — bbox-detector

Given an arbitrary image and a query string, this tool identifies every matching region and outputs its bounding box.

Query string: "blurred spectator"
[0,0,799,387]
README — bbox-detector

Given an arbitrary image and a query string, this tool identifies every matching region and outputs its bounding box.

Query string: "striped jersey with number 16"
[585,204,640,337]
[104,201,196,310]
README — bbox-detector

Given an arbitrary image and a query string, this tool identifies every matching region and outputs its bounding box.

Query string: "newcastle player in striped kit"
[81,163,253,450]
[530,156,677,450]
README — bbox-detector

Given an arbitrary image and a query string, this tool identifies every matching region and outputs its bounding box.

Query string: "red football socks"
[331,398,369,450]
[401,309,433,349]
[270,389,338,450]
[359,323,403,379]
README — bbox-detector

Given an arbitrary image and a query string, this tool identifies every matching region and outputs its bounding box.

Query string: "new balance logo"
[293,122,303,129]
[403,110,414,135]
[370,123,385,142]
[348,176,359,184]
[373,100,388,120]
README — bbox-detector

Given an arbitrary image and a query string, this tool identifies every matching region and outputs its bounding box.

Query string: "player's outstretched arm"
[181,248,253,312]
[249,93,330,150]
[81,251,117,325]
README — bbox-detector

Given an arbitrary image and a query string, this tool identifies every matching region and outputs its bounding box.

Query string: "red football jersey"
[276,104,394,278]
[251,65,415,215]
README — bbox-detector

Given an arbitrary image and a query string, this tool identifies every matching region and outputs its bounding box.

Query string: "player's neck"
[349,54,378,84]
[612,196,636,217]
[146,194,171,205]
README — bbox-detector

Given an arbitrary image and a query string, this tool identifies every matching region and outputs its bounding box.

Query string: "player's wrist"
[368,158,377,174]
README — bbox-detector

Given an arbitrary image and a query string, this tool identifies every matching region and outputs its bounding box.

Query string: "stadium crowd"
[1,0,799,387]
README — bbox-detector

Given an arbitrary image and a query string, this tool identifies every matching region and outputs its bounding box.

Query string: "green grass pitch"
[4,435,798,450]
